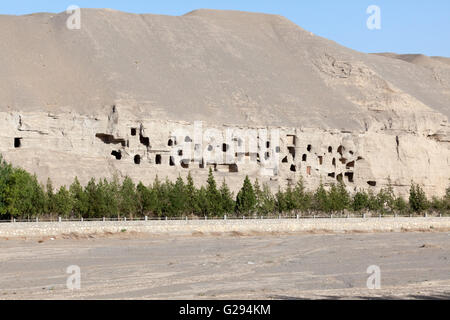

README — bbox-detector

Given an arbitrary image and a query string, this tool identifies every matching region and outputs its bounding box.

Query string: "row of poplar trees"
[1,154,449,219]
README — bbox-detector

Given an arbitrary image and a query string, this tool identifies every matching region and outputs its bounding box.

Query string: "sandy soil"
[0,231,449,300]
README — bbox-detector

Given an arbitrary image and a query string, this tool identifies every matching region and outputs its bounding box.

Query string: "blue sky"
[1,0,449,57]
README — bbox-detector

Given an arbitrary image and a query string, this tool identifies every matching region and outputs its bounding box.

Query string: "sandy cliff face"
[0,9,449,196]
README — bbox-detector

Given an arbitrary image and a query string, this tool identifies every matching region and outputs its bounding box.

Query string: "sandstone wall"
[1,106,449,197]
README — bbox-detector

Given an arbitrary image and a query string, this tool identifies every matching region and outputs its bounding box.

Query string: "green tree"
[205,168,222,216]
[352,190,369,212]
[409,182,429,213]
[136,182,152,215]
[312,182,329,212]
[220,179,235,215]
[45,178,56,216]
[185,172,199,214]
[327,182,350,213]
[119,176,137,217]
[236,176,256,215]
[70,177,88,217]
[293,177,311,212]
[54,186,73,217]
[169,176,187,216]
[258,183,276,215]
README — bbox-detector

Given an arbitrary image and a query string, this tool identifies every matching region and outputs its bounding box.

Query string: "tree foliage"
[0,154,449,219]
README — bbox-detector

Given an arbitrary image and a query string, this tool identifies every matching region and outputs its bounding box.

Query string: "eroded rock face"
[0,9,449,196]
[1,105,448,197]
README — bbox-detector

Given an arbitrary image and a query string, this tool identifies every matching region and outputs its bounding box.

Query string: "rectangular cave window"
[345,172,354,183]
[155,154,162,165]
[307,144,312,152]
[266,141,270,148]
[318,156,323,165]
[288,147,296,159]
[169,157,175,166]
[131,128,137,136]
[302,154,307,162]
[134,155,141,165]
[367,181,377,187]
[14,138,22,148]
[181,161,189,169]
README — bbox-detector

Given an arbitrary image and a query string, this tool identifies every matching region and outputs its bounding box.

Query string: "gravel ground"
[0,231,449,300]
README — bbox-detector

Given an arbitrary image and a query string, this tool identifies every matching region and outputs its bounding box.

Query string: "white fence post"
[58,217,62,223]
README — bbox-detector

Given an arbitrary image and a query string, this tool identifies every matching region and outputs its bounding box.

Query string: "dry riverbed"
[0,230,449,300]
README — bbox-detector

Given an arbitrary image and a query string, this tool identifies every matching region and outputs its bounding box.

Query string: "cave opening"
[328,146,333,153]
[131,128,137,136]
[169,157,175,166]
[140,134,150,147]
[282,156,288,163]
[229,164,239,173]
[96,133,126,147]
[345,172,354,183]
[290,165,296,172]
[134,155,141,165]
[111,150,122,160]
[302,154,307,162]
[288,147,296,159]
[307,144,312,152]
[367,181,377,187]
[14,137,22,148]
[155,154,162,165]
[181,161,189,169]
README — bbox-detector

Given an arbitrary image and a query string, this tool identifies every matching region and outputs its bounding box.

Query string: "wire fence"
[0,212,446,224]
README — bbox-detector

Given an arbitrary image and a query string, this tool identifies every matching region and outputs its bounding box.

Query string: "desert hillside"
[0,9,448,196]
